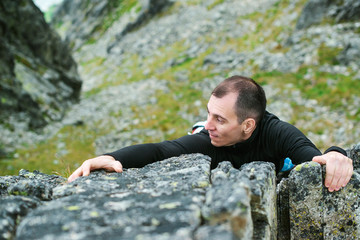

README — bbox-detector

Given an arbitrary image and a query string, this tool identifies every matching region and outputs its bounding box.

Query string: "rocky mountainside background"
[0,0,81,156]
[0,0,359,176]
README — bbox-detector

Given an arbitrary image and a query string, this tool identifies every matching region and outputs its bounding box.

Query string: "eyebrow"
[207,106,227,122]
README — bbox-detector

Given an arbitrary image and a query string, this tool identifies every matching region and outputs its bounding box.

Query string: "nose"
[205,118,214,130]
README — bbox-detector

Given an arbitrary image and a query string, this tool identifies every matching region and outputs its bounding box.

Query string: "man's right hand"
[67,155,123,183]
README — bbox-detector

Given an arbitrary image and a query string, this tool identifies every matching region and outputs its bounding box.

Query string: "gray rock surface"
[0,154,279,240]
[1,143,360,239]
[277,143,360,239]
[296,0,360,30]
[0,0,82,154]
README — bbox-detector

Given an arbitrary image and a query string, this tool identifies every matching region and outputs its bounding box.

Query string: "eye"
[216,117,224,123]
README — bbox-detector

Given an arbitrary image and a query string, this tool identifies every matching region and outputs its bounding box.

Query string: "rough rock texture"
[1,143,360,239]
[277,143,360,239]
[199,162,253,240]
[51,0,174,51]
[296,0,360,30]
[287,162,360,239]
[0,154,278,240]
[0,169,65,239]
[240,162,277,240]
[0,196,40,240]
[0,0,82,142]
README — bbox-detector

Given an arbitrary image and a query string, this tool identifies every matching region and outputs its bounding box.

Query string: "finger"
[326,161,344,192]
[342,162,353,187]
[312,155,326,165]
[82,161,91,176]
[324,163,336,191]
[112,161,123,173]
[333,164,346,191]
[67,167,83,183]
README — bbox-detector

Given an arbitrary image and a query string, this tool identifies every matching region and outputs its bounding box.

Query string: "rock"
[16,154,212,239]
[349,143,360,171]
[330,0,360,22]
[51,0,174,51]
[0,154,279,240]
[200,161,253,240]
[0,0,82,153]
[336,39,360,65]
[276,178,291,240]
[0,169,66,200]
[281,146,360,239]
[0,196,41,240]
[1,145,360,239]
[288,161,324,239]
[322,170,360,239]
[239,162,277,240]
[295,0,330,30]
[296,0,360,30]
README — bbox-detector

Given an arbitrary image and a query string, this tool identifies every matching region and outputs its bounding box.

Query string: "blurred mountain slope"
[0,0,82,157]
[1,0,359,175]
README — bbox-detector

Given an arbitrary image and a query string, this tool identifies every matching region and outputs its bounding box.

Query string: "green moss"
[23,172,36,178]
[9,190,28,196]
[318,43,343,65]
[222,0,306,53]
[14,55,34,69]
[1,121,109,177]
[193,180,210,188]
[90,211,100,217]
[295,164,303,171]
[159,202,181,209]
[207,0,225,10]
[88,0,139,41]
[66,205,81,211]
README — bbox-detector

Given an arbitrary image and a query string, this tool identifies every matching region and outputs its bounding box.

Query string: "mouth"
[208,131,218,139]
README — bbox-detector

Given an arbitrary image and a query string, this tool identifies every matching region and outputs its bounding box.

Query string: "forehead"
[207,92,238,118]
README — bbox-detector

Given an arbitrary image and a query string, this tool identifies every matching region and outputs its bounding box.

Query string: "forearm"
[104,132,214,169]
[104,143,165,168]
[324,146,347,156]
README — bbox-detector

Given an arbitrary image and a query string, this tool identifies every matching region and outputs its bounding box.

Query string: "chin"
[210,140,224,147]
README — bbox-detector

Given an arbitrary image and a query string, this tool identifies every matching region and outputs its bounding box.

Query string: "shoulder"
[259,111,304,138]
[260,111,282,129]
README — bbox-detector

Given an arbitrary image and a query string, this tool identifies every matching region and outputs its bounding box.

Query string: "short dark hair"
[211,75,267,125]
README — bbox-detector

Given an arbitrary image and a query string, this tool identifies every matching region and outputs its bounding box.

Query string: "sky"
[33,0,63,12]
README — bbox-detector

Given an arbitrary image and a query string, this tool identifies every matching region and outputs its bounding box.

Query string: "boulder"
[296,0,360,30]
[0,0,82,131]
[51,0,174,51]
[277,143,360,239]
[1,143,360,239]
[0,154,278,240]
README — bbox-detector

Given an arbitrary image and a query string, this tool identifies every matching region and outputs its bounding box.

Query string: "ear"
[243,118,256,134]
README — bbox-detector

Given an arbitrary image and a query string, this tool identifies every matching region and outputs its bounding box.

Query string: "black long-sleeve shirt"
[106,111,346,172]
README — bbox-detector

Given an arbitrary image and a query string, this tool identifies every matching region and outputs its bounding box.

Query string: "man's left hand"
[312,151,353,192]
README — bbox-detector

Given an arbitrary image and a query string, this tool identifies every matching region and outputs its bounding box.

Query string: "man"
[68,76,353,192]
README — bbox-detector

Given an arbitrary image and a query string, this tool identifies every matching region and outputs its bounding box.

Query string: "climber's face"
[205,92,250,147]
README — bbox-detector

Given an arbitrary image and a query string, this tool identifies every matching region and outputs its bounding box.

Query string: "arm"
[265,117,322,165]
[68,132,214,182]
[105,131,214,168]
[267,116,352,191]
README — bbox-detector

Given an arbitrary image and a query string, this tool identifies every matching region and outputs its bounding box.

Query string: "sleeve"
[267,119,349,172]
[267,119,322,166]
[324,146,347,156]
[104,130,215,168]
